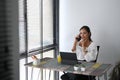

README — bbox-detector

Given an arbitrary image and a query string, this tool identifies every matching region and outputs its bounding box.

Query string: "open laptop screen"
[60,52,78,65]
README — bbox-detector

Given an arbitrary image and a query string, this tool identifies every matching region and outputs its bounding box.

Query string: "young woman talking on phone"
[61,26,97,80]
[72,25,97,62]
[72,26,97,80]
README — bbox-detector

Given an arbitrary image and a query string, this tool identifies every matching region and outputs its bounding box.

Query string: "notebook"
[60,52,81,65]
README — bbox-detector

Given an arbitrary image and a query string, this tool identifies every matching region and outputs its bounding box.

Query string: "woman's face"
[79,29,89,40]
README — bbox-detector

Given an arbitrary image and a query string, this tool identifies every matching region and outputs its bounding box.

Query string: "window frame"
[19,0,59,59]
[19,0,59,80]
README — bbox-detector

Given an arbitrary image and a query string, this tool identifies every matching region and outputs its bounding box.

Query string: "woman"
[72,25,97,62]
[61,25,97,80]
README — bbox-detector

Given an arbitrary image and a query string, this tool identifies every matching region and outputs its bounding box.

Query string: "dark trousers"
[61,73,76,80]
[61,73,96,80]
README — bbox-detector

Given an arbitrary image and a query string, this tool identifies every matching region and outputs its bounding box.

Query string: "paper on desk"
[92,63,101,69]
[40,61,46,64]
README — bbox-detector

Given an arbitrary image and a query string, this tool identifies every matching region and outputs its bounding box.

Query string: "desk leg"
[30,68,33,80]
[48,70,51,80]
[45,69,46,80]
[104,72,107,80]
[97,76,100,80]
[37,69,40,80]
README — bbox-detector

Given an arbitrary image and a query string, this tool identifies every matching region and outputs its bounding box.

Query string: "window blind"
[19,0,56,57]
[0,1,13,80]
[0,0,19,80]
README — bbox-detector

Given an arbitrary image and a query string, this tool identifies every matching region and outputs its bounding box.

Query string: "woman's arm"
[84,43,97,62]
[71,35,80,52]
[71,39,78,52]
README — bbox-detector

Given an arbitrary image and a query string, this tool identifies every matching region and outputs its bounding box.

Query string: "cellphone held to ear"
[76,36,81,41]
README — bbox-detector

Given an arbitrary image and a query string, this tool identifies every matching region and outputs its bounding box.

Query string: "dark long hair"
[80,25,92,41]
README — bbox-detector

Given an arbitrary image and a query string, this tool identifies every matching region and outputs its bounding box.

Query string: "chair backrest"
[94,46,100,62]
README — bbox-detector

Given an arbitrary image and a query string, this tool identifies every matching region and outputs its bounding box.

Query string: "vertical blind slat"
[0,0,13,80]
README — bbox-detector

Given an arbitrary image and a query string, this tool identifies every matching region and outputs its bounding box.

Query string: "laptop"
[60,52,81,65]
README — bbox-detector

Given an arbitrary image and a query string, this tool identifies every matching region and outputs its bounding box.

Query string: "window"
[19,0,59,80]
[19,0,58,57]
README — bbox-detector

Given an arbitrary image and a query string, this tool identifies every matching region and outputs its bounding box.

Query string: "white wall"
[60,0,120,67]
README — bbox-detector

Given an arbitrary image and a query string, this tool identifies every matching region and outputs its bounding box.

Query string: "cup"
[81,67,86,71]
[74,66,79,70]
[57,54,62,63]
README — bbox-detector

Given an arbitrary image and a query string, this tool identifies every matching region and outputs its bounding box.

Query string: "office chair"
[91,46,100,63]
[95,46,100,62]
[90,46,100,80]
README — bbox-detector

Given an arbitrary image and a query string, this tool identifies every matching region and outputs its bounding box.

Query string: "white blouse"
[76,42,97,62]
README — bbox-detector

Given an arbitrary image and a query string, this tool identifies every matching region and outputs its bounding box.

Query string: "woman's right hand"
[72,47,75,52]
[72,35,80,52]
[75,35,80,41]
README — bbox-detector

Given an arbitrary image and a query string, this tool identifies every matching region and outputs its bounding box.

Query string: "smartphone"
[76,35,81,41]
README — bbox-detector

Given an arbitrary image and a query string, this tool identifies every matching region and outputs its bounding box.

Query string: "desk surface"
[25,57,112,76]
